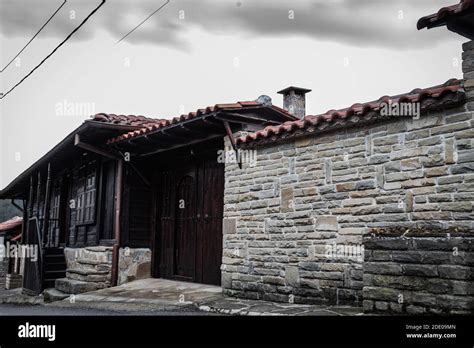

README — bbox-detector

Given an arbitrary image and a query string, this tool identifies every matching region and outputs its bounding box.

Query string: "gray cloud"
[0,0,457,51]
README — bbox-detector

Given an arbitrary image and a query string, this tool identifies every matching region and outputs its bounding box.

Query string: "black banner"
[0,315,472,346]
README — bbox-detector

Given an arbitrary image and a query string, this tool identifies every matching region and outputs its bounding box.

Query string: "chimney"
[277,86,311,119]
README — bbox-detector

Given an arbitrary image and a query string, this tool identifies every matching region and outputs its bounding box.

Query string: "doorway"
[155,158,224,286]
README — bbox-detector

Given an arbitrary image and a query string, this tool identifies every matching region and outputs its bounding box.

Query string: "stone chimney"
[277,86,311,119]
[463,40,474,107]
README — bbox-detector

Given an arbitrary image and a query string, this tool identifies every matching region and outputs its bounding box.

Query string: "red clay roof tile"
[104,100,295,144]
[418,0,474,29]
[0,216,22,232]
[237,79,465,146]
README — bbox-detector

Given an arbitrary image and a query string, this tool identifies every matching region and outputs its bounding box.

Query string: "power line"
[0,0,106,101]
[0,0,67,73]
[116,0,170,44]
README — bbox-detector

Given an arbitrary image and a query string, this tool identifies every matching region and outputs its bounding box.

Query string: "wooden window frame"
[76,162,98,226]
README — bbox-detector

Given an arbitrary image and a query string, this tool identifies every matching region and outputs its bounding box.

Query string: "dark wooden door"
[155,158,224,286]
[173,171,197,280]
[196,161,224,285]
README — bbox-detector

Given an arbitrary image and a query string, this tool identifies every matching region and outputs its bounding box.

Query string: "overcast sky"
[0,0,467,189]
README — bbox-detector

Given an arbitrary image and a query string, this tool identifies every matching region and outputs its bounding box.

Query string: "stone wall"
[464,41,474,108]
[223,106,474,305]
[118,248,151,285]
[5,273,22,289]
[363,231,474,314]
[0,259,7,289]
[56,247,113,294]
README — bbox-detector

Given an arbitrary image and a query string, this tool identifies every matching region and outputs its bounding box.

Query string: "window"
[49,185,61,234]
[76,163,97,225]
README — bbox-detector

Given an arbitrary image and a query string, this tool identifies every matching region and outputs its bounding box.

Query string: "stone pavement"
[0,288,43,305]
[48,278,363,316]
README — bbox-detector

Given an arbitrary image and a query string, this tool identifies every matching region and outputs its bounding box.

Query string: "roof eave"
[0,120,145,199]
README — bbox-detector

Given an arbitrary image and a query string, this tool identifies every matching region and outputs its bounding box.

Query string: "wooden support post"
[223,121,242,169]
[43,163,52,247]
[36,172,42,222]
[111,159,124,286]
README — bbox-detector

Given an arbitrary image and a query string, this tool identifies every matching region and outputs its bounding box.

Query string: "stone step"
[66,268,111,283]
[70,259,112,274]
[43,288,70,303]
[76,258,109,265]
[67,267,110,276]
[54,278,105,294]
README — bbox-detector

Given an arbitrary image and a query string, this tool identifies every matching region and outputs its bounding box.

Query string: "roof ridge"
[237,78,465,146]
[105,100,292,144]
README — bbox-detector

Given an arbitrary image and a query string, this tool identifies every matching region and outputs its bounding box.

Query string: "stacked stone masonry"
[223,105,474,306]
[0,259,7,289]
[118,248,152,285]
[464,41,474,104]
[363,232,473,315]
[56,246,113,294]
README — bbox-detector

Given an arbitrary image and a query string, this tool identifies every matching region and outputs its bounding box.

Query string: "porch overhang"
[109,106,294,157]
[0,121,142,199]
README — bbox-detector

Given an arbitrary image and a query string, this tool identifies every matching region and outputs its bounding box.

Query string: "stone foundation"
[118,248,152,285]
[363,230,474,315]
[56,246,113,294]
[0,259,7,289]
[5,273,22,289]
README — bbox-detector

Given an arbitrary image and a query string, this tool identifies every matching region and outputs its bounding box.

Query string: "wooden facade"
[0,103,296,293]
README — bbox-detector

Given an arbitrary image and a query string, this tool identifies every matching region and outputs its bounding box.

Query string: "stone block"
[284,266,300,287]
[118,248,151,285]
[223,218,237,234]
[281,187,294,213]
[364,262,402,275]
[402,264,438,277]
[406,305,426,314]
[314,216,338,231]
[438,265,472,280]
[451,163,474,174]
[55,278,101,294]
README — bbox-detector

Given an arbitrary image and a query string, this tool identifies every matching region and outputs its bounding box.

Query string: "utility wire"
[0,0,67,73]
[116,0,170,44]
[0,0,106,101]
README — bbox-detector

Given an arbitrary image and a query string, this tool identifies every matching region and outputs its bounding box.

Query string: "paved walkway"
[48,278,363,316]
[0,288,43,305]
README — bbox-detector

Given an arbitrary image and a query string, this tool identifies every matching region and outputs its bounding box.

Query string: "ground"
[0,279,363,316]
[0,303,217,316]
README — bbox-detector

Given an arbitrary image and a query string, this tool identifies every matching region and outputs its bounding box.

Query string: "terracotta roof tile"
[417,0,474,29]
[237,79,465,146]
[91,113,165,127]
[106,100,295,144]
[0,216,22,232]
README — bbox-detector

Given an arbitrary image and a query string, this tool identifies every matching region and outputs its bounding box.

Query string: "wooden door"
[173,171,197,280]
[196,160,224,285]
[155,158,224,285]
